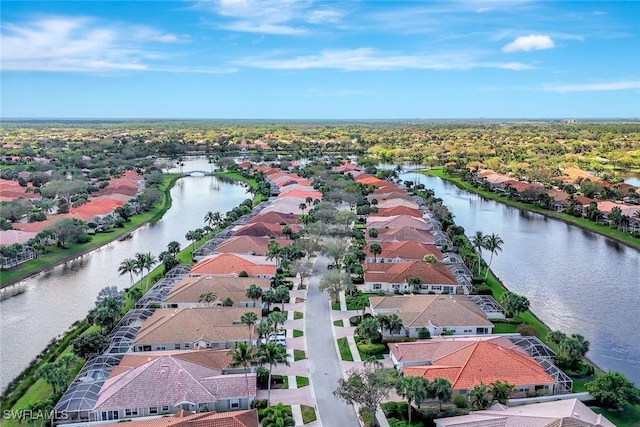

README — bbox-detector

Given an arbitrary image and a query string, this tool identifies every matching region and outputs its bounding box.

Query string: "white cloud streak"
[236,48,532,71]
[503,34,555,52]
[542,81,640,93]
[0,16,200,73]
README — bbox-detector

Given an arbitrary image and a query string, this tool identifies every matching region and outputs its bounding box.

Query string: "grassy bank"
[423,168,640,250]
[0,174,182,288]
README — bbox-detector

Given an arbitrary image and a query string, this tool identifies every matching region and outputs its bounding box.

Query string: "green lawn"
[301,405,317,424]
[294,349,306,361]
[337,337,353,362]
[593,404,640,427]
[271,375,289,389]
[331,302,341,310]
[491,323,519,334]
[293,329,303,338]
[296,376,310,388]
[424,168,640,250]
[294,311,303,320]
[333,319,344,327]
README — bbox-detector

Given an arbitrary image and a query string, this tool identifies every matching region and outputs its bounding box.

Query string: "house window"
[184,343,190,348]
[392,284,400,290]
[143,346,151,351]
[125,409,138,417]
[459,389,467,395]
[155,345,166,350]
[149,407,158,415]
[174,344,181,350]
[229,399,240,409]
[161,406,170,413]
[373,283,382,290]
[443,286,453,294]
[464,329,472,333]
[432,285,442,291]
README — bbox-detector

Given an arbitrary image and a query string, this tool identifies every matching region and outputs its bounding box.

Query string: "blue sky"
[1,0,639,119]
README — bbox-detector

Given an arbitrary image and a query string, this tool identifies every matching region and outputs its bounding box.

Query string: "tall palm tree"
[198,291,216,307]
[469,383,492,410]
[240,311,258,344]
[386,314,404,338]
[135,252,156,290]
[228,342,255,399]
[118,258,138,286]
[368,243,382,263]
[275,285,290,311]
[471,230,488,276]
[482,233,504,279]
[245,284,263,307]
[396,376,429,423]
[430,377,453,409]
[204,211,221,229]
[256,343,290,406]
[268,311,287,333]
[167,241,181,256]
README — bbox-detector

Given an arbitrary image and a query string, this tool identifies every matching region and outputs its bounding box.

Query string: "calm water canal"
[0,162,248,392]
[406,171,640,384]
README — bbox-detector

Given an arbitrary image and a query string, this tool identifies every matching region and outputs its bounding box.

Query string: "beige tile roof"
[189,253,276,276]
[133,307,262,346]
[364,261,456,285]
[375,199,421,209]
[370,295,492,329]
[366,215,429,230]
[374,241,442,260]
[95,351,256,411]
[164,276,270,305]
[368,227,436,244]
[212,236,272,256]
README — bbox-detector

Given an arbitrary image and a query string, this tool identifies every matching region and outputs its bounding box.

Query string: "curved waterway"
[405,171,640,384]
[0,166,249,392]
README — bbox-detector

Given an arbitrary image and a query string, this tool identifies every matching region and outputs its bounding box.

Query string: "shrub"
[471,285,493,295]
[453,395,468,408]
[418,406,469,420]
[349,315,361,326]
[357,343,386,355]
[417,327,430,339]
[251,399,268,410]
[238,270,249,277]
[516,324,539,337]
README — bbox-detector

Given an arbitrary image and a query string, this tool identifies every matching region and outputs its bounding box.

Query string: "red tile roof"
[190,253,275,276]
[277,189,322,199]
[374,241,442,260]
[368,227,436,245]
[364,261,455,285]
[234,222,300,238]
[375,206,424,218]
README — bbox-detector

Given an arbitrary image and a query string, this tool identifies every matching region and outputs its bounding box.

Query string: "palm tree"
[257,321,274,341]
[482,233,504,279]
[469,383,492,410]
[268,311,287,333]
[198,291,216,307]
[118,258,138,286]
[368,243,382,263]
[204,211,221,229]
[275,285,290,311]
[135,252,156,290]
[262,289,277,312]
[396,376,429,423]
[167,241,181,256]
[490,380,515,404]
[471,230,488,276]
[386,314,404,338]
[227,342,255,399]
[256,343,291,406]
[430,377,453,409]
[407,276,422,293]
[240,311,258,344]
[245,284,263,307]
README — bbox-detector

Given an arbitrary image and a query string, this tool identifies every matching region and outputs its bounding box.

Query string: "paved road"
[306,255,360,427]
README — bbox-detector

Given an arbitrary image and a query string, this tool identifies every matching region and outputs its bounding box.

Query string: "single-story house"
[133,307,262,351]
[375,198,421,210]
[367,226,436,245]
[212,236,272,257]
[233,222,301,238]
[99,410,260,427]
[365,240,442,263]
[393,337,558,397]
[369,295,493,337]
[89,350,256,422]
[163,276,270,308]
[374,206,424,218]
[435,399,614,427]
[364,261,462,294]
[189,253,276,278]
[366,215,429,231]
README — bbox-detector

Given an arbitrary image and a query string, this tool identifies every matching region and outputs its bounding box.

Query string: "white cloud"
[542,81,640,93]
[307,9,344,24]
[236,48,532,71]
[0,16,205,73]
[221,21,307,35]
[503,34,555,52]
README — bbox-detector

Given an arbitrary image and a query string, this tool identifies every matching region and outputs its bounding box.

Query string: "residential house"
[364,261,462,294]
[133,306,262,351]
[78,350,256,422]
[375,206,424,218]
[212,236,272,257]
[375,198,421,210]
[367,227,436,245]
[233,222,301,239]
[369,295,493,337]
[248,211,300,225]
[163,276,270,308]
[394,337,558,397]
[435,399,614,427]
[366,215,429,231]
[189,253,275,278]
[99,410,260,427]
[365,240,442,263]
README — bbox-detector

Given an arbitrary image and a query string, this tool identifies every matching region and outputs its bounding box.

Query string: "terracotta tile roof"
[212,236,272,256]
[368,191,416,202]
[95,351,256,412]
[333,163,361,173]
[355,175,384,185]
[164,276,270,305]
[375,206,424,218]
[370,295,492,329]
[133,307,262,346]
[13,220,54,233]
[248,212,300,225]
[374,241,442,261]
[402,339,555,390]
[234,222,300,239]
[277,189,323,199]
[190,253,275,276]
[0,229,37,246]
[364,261,455,285]
[69,198,125,216]
[368,227,436,245]
[367,215,429,230]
